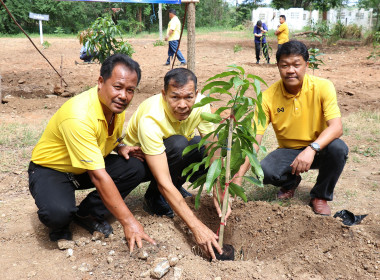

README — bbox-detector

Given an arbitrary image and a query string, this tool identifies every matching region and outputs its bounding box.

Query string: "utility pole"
[159,3,163,41]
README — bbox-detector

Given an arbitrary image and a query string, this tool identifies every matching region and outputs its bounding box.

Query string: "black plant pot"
[213,244,235,261]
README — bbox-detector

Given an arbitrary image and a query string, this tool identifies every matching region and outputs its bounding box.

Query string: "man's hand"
[164,36,168,41]
[118,145,145,162]
[122,217,156,253]
[191,222,222,260]
[290,147,316,176]
[213,195,232,225]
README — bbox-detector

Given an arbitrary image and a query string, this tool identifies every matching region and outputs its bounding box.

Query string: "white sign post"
[29,12,49,45]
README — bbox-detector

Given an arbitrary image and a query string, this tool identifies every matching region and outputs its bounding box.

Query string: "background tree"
[358,0,380,30]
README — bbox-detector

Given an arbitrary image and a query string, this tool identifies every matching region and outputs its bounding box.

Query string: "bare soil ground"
[0,33,379,280]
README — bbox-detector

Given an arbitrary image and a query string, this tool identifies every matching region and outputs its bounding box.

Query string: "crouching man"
[123,68,226,259]
[236,41,349,215]
[28,54,155,252]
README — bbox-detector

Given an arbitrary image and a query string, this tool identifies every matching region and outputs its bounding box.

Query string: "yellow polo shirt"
[167,15,181,41]
[124,93,213,155]
[31,87,125,174]
[255,74,341,149]
[277,22,289,44]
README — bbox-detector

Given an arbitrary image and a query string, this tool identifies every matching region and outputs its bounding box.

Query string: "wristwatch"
[309,142,320,153]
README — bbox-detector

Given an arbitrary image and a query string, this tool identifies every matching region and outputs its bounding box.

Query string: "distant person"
[164,8,186,66]
[29,54,156,253]
[124,68,229,259]
[234,41,348,216]
[79,41,94,63]
[275,15,289,51]
[254,20,270,64]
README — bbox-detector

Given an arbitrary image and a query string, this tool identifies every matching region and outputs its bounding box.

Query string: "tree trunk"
[322,10,327,21]
[138,7,142,32]
[187,3,196,73]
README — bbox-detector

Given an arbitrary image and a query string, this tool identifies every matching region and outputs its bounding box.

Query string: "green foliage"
[308,48,324,74]
[42,40,51,49]
[232,25,245,31]
[54,27,65,35]
[367,31,380,59]
[234,44,243,53]
[79,15,134,63]
[183,65,267,210]
[153,40,165,47]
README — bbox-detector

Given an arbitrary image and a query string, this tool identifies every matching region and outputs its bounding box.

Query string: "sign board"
[29,12,50,21]
[57,0,181,3]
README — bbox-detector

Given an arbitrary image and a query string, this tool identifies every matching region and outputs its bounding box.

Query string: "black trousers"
[145,135,206,199]
[260,139,349,201]
[255,41,269,62]
[28,154,149,231]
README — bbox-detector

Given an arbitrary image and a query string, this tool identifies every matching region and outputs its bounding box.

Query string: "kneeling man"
[124,68,224,259]
[29,54,154,252]
[236,40,349,215]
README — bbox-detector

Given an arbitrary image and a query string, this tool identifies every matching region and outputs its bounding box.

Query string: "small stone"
[138,250,149,260]
[168,255,179,267]
[66,248,74,257]
[109,250,115,256]
[140,269,151,278]
[107,256,113,264]
[57,240,75,250]
[18,79,25,84]
[61,91,71,98]
[151,260,170,279]
[173,267,182,280]
[27,271,37,277]
[46,94,57,99]
[92,249,98,255]
[53,85,64,95]
[214,277,222,280]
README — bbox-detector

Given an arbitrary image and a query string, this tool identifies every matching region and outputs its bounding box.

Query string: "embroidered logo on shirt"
[277,107,285,113]
[80,159,93,163]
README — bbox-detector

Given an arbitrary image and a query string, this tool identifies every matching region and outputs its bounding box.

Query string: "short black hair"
[276,40,309,63]
[280,15,286,20]
[257,20,262,27]
[100,54,141,85]
[168,8,176,15]
[164,68,197,92]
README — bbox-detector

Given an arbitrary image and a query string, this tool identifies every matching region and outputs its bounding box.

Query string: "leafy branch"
[182,65,267,247]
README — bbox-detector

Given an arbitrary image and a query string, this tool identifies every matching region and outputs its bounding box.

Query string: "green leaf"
[205,158,222,192]
[243,176,264,187]
[229,182,247,202]
[214,106,230,115]
[201,112,222,123]
[247,74,268,87]
[232,76,245,89]
[192,97,221,108]
[206,71,239,82]
[182,143,199,156]
[234,99,248,121]
[194,185,204,209]
[242,148,264,179]
[209,87,233,96]
[201,81,231,93]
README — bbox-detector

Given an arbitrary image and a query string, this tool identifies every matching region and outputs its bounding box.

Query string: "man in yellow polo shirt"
[123,68,224,259]
[164,8,186,66]
[29,54,155,252]
[275,15,289,51]
[235,41,348,216]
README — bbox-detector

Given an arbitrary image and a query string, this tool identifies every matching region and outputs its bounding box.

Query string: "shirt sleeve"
[59,118,105,171]
[198,104,215,136]
[137,116,166,155]
[320,80,341,121]
[277,23,285,33]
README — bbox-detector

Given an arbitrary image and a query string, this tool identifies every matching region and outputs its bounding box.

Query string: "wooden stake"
[218,114,234,248]
[60,55,63,88]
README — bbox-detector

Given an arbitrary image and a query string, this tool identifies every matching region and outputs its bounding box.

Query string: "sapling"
[308,48,324,75]
[182,65,267,259]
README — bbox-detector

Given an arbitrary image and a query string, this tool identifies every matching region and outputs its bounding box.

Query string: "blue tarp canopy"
[57,0,181,3]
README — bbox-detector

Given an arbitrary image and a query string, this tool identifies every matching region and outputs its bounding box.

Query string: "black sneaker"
[179,186,192,198]
[73,214,113,237]
[49,226,72,241]
[143,195,174,218]
[256,60,259,64]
